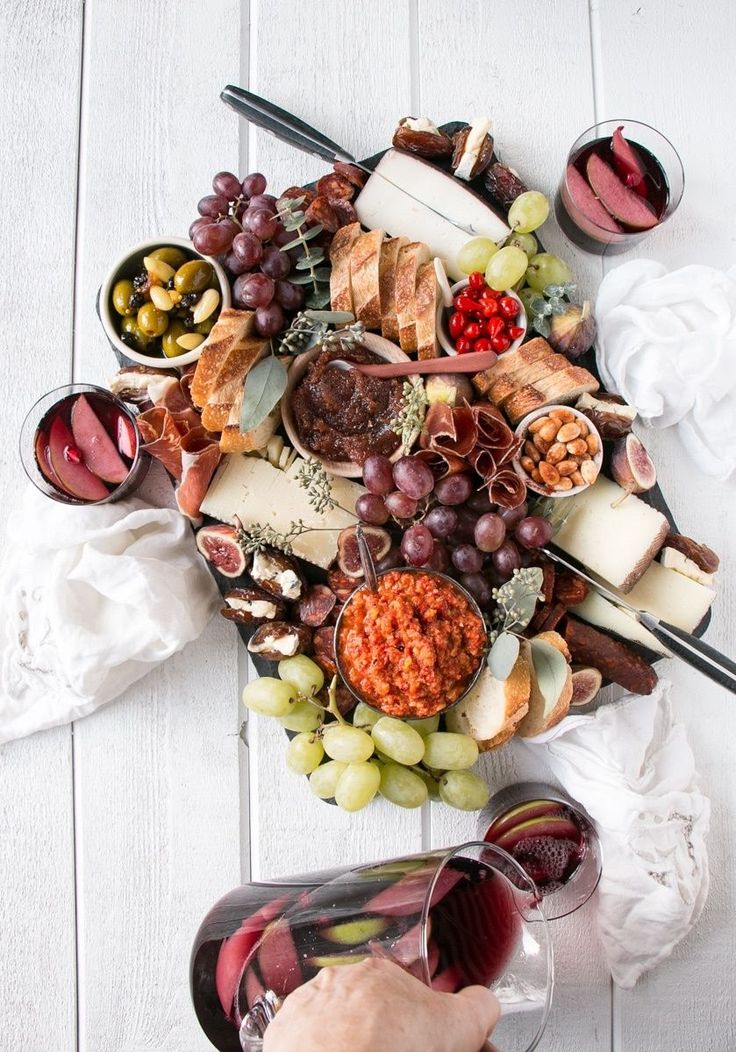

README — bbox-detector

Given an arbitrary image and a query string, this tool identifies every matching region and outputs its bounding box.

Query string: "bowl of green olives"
[100,237,231,367]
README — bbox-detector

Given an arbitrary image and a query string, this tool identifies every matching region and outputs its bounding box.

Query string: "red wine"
[571,136,669,228]
[485,800,586,893]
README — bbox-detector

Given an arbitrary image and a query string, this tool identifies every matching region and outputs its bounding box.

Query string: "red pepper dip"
[337,570,487,718]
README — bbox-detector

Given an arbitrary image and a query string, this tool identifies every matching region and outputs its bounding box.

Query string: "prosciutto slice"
[421,402,477,458]
[415,448,469,479]
[176,428,222,522]
[137,407,188,480]
[486,468,527,509]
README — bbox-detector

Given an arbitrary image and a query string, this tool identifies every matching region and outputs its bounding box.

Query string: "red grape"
[375,546,404,572]
[385,490,418,519]
[198,194,229,218]
[452,544,484,574]
[272,224,294,248]
[515,516,553,550]
[193,221,235,255]
[244,208,279,241]
[233,272,275,309]
[452,506,479,543]
[499,501,529,527]
[232,231,263,268]
[474,513,507,553]
[427,542,450,572]
[363,454,395,496]
[424,505,458,539]
[224,251,250,276]
[275,280,305,311]
[466,489,493,514]
[434,473,473,506]
[459,572,493,608]
[260,245,292,280]
[401,524,434,566]
[393,456,434,499]
[213,171,243,199]
[242,173,267,197]
[355,493,389,526]
[189,216,212,240]
[248,193,278,212]
[254,301,285,337]
[491,540,522,577]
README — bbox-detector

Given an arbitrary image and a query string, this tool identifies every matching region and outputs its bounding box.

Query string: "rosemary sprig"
[390,379,429,453]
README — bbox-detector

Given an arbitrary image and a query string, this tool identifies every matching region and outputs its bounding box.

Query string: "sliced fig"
[337,526,391,578]
[70,394,129,484]
[48,416,110,502]
[494,815,581,853]
[586,153,658,230]
[570,666,603,707]
[297,584,337,627]
[117,413,138,459]
[611,126,648,195]
[257,920,303,997]
[485,800,561,843]
[611,433,656,496]
[196,524,247,577]
[34,430,63,490]
[566,162,623,233]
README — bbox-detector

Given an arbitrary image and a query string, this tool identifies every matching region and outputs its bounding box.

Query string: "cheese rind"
[200,456,364,569]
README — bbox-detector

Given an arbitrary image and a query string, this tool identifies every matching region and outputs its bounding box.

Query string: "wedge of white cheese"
[571,590,671,656]
[200,455,364,569]
[604,559,715,634]
[355,150,510,280]
[553,476,669,593]
[660,546,715,587]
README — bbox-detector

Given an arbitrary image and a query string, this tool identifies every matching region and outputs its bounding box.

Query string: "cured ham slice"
[137,407,188,480]
[487,468,526,509]
[421,402,477,458]
[175,428,222,522]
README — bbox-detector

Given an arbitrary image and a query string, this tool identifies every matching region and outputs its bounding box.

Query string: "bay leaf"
[239,356,287,434]
[487,632,520,681]
[530,638,569,713]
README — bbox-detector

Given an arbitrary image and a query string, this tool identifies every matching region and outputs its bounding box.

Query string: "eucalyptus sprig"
[524,282,578,338]
[276,195,331,309]
[390,379,429,454]
[277,310,364,357]
[296,457,338,514]
[486,566,544,680]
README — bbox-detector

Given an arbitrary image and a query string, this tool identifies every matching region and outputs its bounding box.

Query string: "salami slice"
[564,618,658,695]
[297,584,337,627]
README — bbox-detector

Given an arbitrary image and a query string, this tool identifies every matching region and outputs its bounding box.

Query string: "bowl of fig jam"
[282,332,415,477]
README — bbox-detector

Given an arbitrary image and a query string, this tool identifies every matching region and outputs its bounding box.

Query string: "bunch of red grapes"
[357,453,553,608]
[189,171,305,337]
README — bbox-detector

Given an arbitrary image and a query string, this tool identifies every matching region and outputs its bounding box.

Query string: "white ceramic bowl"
[436,279,527,357]
[513,404,603,498]
[99,236,231,368]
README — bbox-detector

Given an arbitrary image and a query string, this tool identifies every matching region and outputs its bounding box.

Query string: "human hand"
[262,956,500,1052]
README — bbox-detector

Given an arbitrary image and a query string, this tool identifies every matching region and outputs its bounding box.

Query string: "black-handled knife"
[542,546,736,695]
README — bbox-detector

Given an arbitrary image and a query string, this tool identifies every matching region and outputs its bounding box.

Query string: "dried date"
[553,572,589,607]
[316,173,355,201]
[332,161,367,189]
[483,162,528,207]
[393,118,453,159]
[305,195,339,233]
[451,125,494,179]
[666,533,720,574]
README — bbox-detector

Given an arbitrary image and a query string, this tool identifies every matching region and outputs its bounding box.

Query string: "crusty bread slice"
[379,236,408,342]
[329,222,362,314]
[488,353,570,404]
[444,653,531,750]
[198,337,268,432]
[472,336,552,395]
[190,309,256,408]
[220,401,281,453]
[483,702,530,750]
[395,241,431,352]
[503,366,599,423]
[415,260,439,359]
[350,229,384,329]
[500,385,547,422]
[516,632,573,738]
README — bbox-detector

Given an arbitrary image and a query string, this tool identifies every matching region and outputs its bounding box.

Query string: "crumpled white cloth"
[0,485,219,745]
[595,260,736,480]
[521,680,709,988]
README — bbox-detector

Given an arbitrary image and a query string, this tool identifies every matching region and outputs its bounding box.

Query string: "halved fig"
[611,126,648,195]
[485,800,561,843]
[611,433,656,496]
[494,815,581,853]
[34,430,63,490]
[570,666,603,707]
[70,394,129,483]
[257,920,303,997]
[48,416,110,502]
[337,526,391,578]
[196,524,247,577]
[586,153,659,230]
[566,163,623,234]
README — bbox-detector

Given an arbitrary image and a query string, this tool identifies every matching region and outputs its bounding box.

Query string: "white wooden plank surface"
[0,2,82,1049]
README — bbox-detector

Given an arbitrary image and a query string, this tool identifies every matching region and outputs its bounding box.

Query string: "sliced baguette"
[329,221,362,314]
[516,632,573,738]
[395,241,431,352]
[415,260,440,359]
[444,653,531,751]
[488,353,570,404]
[472,336,553,395]
[503,367,599,423]
[220,401,281,453]
[350,229,384,329]
[190,309,256,408]
[379,236,408,342]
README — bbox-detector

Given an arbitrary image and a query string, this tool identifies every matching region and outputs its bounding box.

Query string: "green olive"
[120,315,153,350]
[174,259,214,294]
[149,245,189,270]
[162,319,188,358]
[195,316,216,335]
[112,279,136,316]
[137,302,168,338]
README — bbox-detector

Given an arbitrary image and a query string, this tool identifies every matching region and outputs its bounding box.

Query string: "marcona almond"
[518,410,601,495]
[528,417,548,434]
[556,422,581,443]
[580,459,600,484]
[538,461,561,485]
[570,470,585,487]
[546,442,568,464]
[566,438,588,457]
[554,477,574,491]
[556,459,578,476]
[531,468,543,484]
[538,420,559,443]
[524,440,541,463]
[586,433,599,455]
[533,433,552,453]
[549,408,575,423]
[520,456,536,473]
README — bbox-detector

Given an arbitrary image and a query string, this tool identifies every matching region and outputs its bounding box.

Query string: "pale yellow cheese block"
[599,559,715,634]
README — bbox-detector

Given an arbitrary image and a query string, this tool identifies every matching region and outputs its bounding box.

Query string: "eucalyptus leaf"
[533,316,551,337]
[287,272,316,285]
[295,254,321,271]
[487,632,521,681]
[282,212,305,230]
[528,294,548,316]
[543,284,566,299]
[560,282,578,297]
[548,299,568,316]
[280,225,323,252]
[239,355,287,434]
[305,310,355,324]
[530,639,569,714]
[306,287,332,309]
[277,195,306,211]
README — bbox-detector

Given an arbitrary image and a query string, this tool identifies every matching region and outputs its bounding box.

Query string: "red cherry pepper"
[486,316,506,339]
[468,271,486,291]
[491,334,511,353]
[449,312,466,339]
[455,294,479,314]
[455,336,474,354]
[480,301,500,318]
[499,296,519,318]
[473,337,493,353]
[463,321,482,340]
[508,324,525,341]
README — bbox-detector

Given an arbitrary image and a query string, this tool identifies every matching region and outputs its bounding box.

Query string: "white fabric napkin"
[595,260,736,480]
[520,680,710,988]
[0,485,219,745]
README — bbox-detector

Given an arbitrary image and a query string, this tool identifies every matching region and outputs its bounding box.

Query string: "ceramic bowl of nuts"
[99,236,231,368]
[513,404,603,497]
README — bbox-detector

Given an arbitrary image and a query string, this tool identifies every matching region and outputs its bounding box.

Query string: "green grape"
[415,766,441,800]
[322,725,375,763]
[506,232,538,259]
[508,191,550,234]
[484,246,528,292]
[422,732,479,771]
[352,702,382,731]
[309,760,348,799]
[458,237,499,275]
[242,677,297,717]
[379,763,428,809]
[286,732,325,775]
[277,655,324,698]
[405,715,440,737]
[335,762,381,812]
[371,717,425,766]
[438,770,490,811]
[279,699,324,733]
[525,253,573,293]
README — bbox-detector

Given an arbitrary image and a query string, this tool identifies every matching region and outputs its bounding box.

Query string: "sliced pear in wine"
[34,430,64,490]
[117,413,138,459]
[586,153,659,230]
[48,416,109,501]
[493,814,581,853]
[566,163,623,233]
[485,799,561,842]
[70,394,129,483]
[306,952,369,968]
[243,967,265,1010]
[216,894,292,1018]
[611,126,648,195]
[257,920,302,997]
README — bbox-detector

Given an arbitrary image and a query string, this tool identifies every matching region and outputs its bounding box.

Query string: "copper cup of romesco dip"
[335,568,488,719]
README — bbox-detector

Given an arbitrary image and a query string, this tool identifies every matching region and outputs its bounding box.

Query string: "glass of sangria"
[555,119,684,254]
[190,843,553,1052]
[20,383,146,505]
[481,782,602,920]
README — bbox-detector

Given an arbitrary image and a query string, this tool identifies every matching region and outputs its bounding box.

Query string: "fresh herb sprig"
[276,196,331,309]
[390,380,429,454]
[524,282,578,338]
[485,566,544,680]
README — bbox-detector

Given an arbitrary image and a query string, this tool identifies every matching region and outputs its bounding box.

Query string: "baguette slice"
[503,367,599,423]
[395,241,431,352]
[190,309,256,408]
[415,260,440,359]
[220,401,281,453]
[516,632,573,738]
[379,236,408,342]
[488,353,569,404]
[444,654,531,751]
[329,222,362,313]
[350,229,384,329]
[472,336,553,395]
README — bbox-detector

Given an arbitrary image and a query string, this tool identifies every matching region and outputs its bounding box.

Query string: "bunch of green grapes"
[242,659,490,815]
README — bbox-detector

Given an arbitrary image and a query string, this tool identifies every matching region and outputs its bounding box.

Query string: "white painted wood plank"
[71,2,243,1049]
[0,1,82,1048]
[246,0,425,879]
[419,3,612,1048]
[591,2,736,1048]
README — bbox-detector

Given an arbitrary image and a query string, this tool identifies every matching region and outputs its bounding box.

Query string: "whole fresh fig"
[547,301,597,359]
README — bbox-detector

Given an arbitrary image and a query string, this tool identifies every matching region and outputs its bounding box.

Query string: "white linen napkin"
[595,260,736,480]
[520,680,710,988]
[0,485,219,745]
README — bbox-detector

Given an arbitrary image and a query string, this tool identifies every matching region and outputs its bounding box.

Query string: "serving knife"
[542,546,736,695]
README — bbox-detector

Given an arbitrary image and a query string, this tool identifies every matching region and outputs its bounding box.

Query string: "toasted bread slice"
[379,236,408,342]
[350,229,384,329]
[488,353,570,404]
[444,653,531,750]
[503,367,599,423]
[219,401,281,453]
[483,702,530,749]
[395,242,432,352]
[472,337,552,395]
[190,310,256,408]
[329,222,362,314]
[500,385,547,422]
[415,261,440,359]
[516,632,573,738]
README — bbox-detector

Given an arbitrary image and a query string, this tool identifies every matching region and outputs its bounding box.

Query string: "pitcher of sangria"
[191,843,553,1052]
